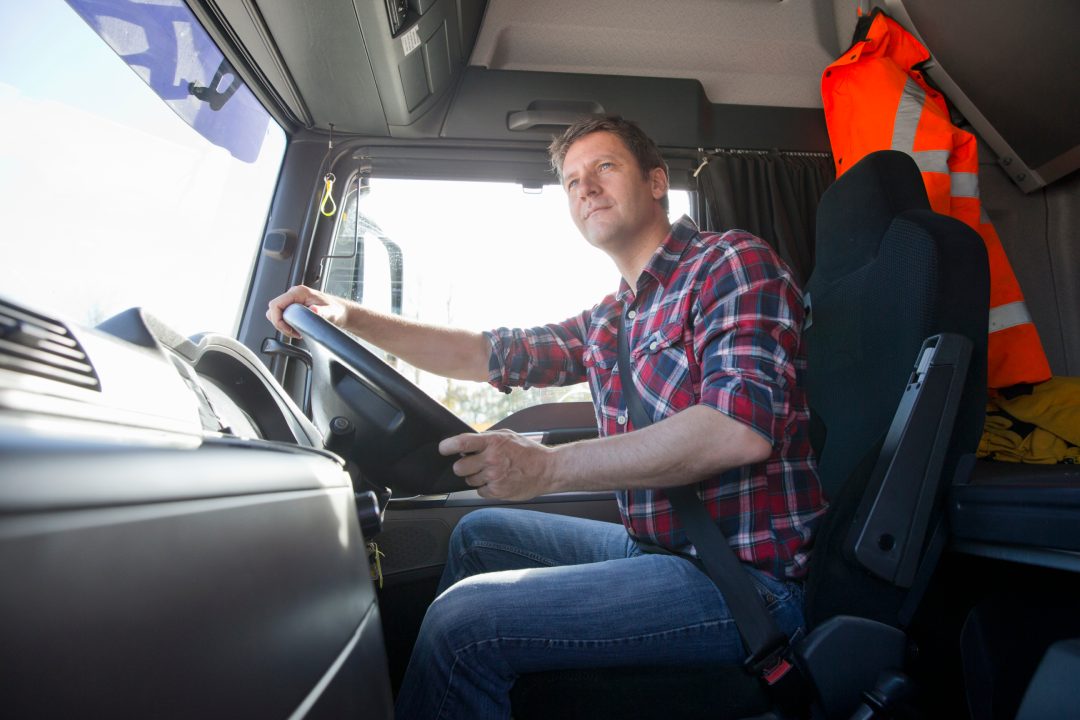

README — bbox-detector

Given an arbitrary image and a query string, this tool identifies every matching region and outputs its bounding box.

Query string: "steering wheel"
[283,303,475,495]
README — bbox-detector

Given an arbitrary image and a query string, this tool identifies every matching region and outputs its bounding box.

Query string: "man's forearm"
[268,285,492,381]
[442,405,773,500]
[342,302,491,382]
[546,405,772,493]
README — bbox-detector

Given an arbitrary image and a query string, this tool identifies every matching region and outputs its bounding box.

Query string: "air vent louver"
[0,300,101,390]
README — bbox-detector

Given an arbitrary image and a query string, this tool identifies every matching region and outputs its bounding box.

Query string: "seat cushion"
[510,664,770,719]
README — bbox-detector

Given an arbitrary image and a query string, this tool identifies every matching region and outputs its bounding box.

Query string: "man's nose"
[576,174,599,198]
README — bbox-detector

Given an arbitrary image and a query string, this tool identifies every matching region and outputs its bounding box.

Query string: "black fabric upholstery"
[511,665,769,720]
[803,151,988,628]
[510,150,989,718]
[808,150,957,496]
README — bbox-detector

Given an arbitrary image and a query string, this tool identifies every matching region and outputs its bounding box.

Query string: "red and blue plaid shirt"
[485,216,827,579]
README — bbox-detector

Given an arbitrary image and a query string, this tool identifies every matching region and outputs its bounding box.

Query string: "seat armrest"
[847,333,972,586]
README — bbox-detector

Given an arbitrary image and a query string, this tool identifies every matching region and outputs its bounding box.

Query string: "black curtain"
[693,151,835,285]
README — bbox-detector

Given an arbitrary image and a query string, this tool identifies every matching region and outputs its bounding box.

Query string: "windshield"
[0,0,286,336]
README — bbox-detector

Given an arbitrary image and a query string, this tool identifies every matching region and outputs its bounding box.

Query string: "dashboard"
[0,296,394,718]
[0,298,322,450]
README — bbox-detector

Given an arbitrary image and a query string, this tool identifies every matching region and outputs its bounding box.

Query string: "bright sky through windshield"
[0,0,285,336]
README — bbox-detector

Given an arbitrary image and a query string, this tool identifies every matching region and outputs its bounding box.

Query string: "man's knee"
[449,507,509,553]
[423,576,499,650]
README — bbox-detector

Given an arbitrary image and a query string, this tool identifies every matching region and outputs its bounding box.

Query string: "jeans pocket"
[748,569,792,610]
[747,571,807,639]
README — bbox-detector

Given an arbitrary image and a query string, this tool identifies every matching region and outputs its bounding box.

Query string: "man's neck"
[613,215,673,291]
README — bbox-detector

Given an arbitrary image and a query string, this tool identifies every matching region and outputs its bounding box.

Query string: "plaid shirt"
[485,216,826,579]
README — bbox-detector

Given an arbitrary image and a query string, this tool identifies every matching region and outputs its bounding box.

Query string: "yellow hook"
[320,173,337,217]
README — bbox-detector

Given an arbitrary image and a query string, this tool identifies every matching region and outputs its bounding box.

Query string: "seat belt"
[616,302,809,706]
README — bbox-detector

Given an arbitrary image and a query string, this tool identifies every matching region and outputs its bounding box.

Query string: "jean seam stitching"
[434,655,462,720]
[460,540,562,568]
[452,616,738,658]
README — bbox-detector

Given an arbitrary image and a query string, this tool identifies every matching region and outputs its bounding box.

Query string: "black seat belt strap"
[616,302,804,696]
[665,485,790,672]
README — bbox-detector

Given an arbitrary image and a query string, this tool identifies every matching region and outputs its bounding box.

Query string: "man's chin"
[583,231,620,252]
[581,217,617,243]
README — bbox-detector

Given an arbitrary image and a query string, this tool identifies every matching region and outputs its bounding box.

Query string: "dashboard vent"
[0,300,101,391]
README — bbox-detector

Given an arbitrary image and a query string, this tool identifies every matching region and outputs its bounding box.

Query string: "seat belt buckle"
[744,640,795,686]
[745,638,813,713]
[762,656,794,686]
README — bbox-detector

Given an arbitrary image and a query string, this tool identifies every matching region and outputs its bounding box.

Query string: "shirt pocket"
[631,322,695,409]
[632,322,684,360]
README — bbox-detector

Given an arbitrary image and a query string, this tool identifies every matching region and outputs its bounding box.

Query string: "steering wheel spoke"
[283,303,474,495]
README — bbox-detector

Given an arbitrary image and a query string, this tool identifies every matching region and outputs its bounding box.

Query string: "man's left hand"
[439,430,556,501]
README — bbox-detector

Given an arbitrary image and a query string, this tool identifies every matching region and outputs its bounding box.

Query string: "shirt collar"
[616,214,699,303]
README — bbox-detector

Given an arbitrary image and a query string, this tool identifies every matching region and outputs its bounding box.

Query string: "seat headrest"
[813,150,931,279]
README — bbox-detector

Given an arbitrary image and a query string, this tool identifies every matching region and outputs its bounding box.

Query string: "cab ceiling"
[190,0,1077,190]
[195,0,855,138]
[470,0,855,109]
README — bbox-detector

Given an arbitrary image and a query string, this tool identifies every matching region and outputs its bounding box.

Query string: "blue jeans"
[394,508,806,719]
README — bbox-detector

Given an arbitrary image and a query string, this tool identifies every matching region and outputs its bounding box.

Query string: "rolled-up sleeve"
[485,309,593,393]
[694,238,805,445]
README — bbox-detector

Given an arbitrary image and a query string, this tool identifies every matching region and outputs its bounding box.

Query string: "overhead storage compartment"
[353,0,486,132]
[441,67,830,152]
[191,0,487,135]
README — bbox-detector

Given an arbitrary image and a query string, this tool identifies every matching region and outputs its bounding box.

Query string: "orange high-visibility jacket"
[821,10,1051,389]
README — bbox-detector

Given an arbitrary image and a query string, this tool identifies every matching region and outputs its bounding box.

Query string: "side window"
[322,182,398,318]
[322,177,691,429]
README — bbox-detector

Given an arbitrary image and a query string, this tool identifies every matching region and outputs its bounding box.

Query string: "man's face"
[561,131,666,252]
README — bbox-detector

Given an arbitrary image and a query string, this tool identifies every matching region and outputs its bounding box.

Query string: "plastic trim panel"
[1,480,386,717]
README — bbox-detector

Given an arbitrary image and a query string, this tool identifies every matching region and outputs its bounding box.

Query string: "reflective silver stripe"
[951,172,980,198]
[912,150,950,174]
[891,78,925,153]
[989,301,1033,333]
[888,78,985,203]
[892,79,952,178]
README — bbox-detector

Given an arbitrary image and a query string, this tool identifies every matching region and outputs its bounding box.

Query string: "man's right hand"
[266,285,349,339]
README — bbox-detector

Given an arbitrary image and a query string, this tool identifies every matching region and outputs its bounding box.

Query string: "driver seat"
[509,150,989,719]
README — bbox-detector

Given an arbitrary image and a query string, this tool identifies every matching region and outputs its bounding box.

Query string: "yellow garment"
[993,377,1080,447]
[978,377,1080,464]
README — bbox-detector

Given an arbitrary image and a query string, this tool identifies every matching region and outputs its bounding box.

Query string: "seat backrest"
[802,150,989,627]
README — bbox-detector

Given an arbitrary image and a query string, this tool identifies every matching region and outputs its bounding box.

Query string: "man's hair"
[549,116,670,212]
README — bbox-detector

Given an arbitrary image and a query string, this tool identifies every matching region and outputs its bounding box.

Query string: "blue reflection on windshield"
[65,0,271,162]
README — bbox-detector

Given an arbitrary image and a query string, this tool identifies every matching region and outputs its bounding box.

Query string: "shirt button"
[627,310,636,319]
[649,341,659,351]
[616,415,627,425]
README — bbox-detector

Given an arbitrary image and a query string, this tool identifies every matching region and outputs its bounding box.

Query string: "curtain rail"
[696,148,833,158]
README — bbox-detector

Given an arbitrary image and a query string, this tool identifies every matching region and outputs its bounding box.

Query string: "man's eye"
[567,179,578,190]
[598,162,613,171]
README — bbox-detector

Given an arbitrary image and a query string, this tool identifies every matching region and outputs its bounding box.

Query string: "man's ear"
[649,167,669,200]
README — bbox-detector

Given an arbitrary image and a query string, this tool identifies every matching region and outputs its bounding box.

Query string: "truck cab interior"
[2,1,1079,718]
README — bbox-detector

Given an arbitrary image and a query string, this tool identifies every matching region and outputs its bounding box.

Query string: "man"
[268,116,826,718]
